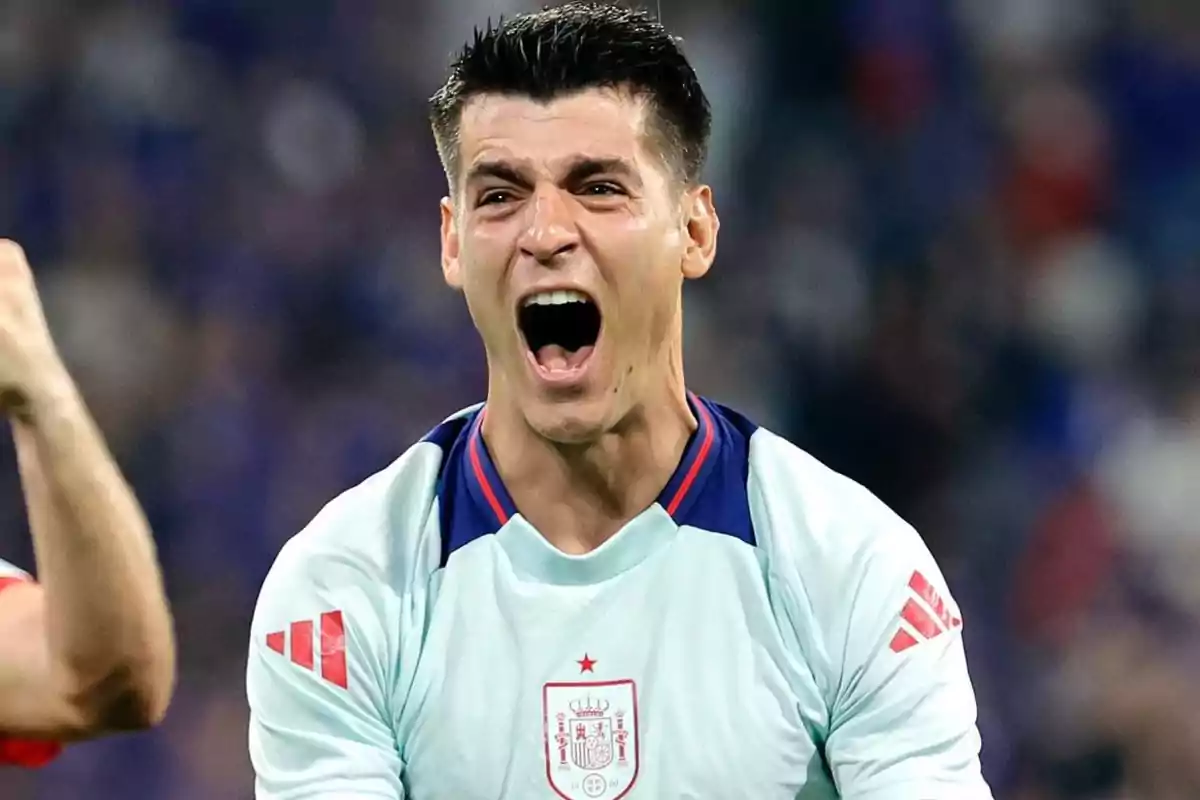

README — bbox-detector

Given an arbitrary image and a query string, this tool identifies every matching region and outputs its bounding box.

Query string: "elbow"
[63,653,176,735]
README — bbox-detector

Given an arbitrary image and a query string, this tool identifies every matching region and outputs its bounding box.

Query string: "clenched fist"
[0,240,71,422]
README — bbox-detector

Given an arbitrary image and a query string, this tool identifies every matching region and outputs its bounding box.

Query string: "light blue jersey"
[247,397,992,799]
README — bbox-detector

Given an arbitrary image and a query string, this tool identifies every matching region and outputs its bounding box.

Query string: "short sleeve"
[247,539,405,799]
[0,559,63,768]
[0,558,28,586]
[824,523,992,799]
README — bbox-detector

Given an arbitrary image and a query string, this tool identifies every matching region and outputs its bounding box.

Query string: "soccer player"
[247,4,993,798]
[0,241,175,767]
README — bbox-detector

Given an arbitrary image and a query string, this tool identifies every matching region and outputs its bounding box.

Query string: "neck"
[482,377,695,556]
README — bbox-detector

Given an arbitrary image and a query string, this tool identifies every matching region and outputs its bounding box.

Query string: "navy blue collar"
[429,394,755,566]
[462,408,518,527]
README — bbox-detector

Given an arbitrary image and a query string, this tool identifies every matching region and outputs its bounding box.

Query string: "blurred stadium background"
[2,0,1200,797]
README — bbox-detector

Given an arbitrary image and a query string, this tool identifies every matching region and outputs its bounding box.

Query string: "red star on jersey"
[577,653,597,673]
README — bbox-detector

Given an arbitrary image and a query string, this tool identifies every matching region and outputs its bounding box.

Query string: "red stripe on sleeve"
[889,628,920,653]
[0,576,28,594]
[290,620,314,670]
[0,737,62,768]
[908,571,957,630]
[320,611,348,689]
[900,598,944,640]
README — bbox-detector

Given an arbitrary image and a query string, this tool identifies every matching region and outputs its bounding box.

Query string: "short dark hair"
[429,2,711,186]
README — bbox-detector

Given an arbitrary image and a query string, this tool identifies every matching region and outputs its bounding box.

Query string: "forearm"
[13,372,174,728]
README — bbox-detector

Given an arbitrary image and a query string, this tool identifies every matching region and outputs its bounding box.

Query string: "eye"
[477,189,515,207]
[579,182,624,197]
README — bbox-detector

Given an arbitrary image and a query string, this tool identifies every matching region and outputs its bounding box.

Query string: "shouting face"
[440,88,718,443]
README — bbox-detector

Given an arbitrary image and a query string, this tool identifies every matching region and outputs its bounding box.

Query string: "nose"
[517,186,579,264]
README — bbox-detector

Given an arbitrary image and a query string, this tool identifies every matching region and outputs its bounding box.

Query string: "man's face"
[440,88,717,443]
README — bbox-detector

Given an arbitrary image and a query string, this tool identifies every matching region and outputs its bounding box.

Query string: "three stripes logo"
[888,570,962,654]
[265,610,348,689]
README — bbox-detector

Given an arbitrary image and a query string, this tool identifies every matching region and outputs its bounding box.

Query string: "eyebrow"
[562,156,637,185]
[463,156,638,191]
[464,160,534,190]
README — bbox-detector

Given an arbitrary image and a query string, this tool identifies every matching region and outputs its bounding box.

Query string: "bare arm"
[0,241,175,740]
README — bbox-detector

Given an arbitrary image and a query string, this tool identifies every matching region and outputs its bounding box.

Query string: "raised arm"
[0,240,175,751]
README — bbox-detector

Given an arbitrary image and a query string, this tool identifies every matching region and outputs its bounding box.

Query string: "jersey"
[0,558,63,768]
[0,558,25,587]
[247,396,993,799]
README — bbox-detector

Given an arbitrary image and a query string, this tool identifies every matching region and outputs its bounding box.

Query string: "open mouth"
[518,289,602,375]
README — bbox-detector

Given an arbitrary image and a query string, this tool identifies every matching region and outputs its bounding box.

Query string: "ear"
[681,184,718,280]
[440,196,463,290]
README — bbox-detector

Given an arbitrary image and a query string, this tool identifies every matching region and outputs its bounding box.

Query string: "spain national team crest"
[543,679,639,800]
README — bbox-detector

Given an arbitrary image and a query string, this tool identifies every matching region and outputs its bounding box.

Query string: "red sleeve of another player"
[0,576,64,768]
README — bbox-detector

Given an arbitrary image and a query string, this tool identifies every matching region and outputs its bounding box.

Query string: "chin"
[522,393,615,445]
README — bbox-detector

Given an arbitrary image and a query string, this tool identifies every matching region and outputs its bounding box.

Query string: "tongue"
[534,344,594,371]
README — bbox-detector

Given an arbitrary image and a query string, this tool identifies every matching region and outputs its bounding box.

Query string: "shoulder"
[696,399,922,567]
[254,405,479,623]
[746,423,930,578]
[746,423,962,662]
[745,424,955,655]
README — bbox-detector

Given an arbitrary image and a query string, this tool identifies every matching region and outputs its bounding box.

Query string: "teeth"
[523,289,590,307]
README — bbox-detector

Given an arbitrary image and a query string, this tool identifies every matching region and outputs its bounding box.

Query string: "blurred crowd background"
[1,0,1199,797]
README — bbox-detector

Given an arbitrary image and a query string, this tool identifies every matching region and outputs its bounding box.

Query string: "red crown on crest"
[569,697,610,718]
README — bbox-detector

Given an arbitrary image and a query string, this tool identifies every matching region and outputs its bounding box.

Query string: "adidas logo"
[264,610,349,689]
[889,570,962,653]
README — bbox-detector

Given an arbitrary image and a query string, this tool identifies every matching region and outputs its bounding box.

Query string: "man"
[0,241,176,767]
[247,4,993,798]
